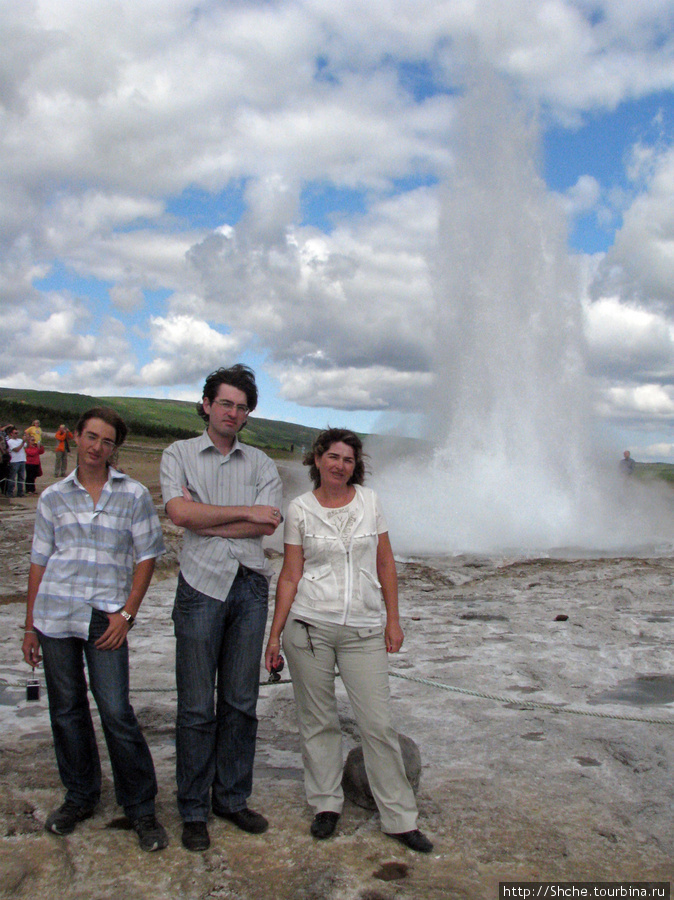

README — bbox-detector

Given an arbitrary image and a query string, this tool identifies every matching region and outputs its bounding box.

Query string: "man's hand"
[94,612,130,651]
[247,505,282,528]
[22,632,42,667]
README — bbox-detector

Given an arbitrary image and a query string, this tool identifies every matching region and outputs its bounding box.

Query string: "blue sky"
[3,1,674,460]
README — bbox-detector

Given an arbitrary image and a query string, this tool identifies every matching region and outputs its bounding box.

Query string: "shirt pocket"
[358,568,383,611]
[297,563,338,609]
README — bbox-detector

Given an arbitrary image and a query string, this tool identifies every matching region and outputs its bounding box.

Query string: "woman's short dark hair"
[75,407,128,447]
[196,364,259,423]
[304,428,366,489]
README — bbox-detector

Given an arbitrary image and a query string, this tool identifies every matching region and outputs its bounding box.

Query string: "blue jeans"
[172,569,268,822]
[6,461,25,497]
[38,608,158,819]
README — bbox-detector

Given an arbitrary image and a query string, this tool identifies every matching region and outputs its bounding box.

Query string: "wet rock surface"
[0,451,673,898]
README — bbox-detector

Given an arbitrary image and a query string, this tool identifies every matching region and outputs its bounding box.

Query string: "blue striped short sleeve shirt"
[31,467,166,638]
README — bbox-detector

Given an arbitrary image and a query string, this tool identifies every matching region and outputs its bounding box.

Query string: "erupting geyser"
[373,74,674,555]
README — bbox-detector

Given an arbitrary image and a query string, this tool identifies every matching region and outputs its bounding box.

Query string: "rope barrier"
[7,671,673,726]
[389,671,674,726]
[135,671,674,725]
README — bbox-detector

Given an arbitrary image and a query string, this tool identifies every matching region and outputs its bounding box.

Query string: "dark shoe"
[45,800,95,835]
[212,806,268,834]
[182,821,210,851]
[310,811,340,840]
[387,829,434,853]
[133,814,169,852]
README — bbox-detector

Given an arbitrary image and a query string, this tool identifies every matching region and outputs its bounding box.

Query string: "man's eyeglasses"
[211,399,249,415]
[82,432,117,451]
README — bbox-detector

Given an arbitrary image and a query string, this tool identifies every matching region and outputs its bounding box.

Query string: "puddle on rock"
[589,675,674,707]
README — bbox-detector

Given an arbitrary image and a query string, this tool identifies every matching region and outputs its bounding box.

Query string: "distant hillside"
[0,387,321,451]
[634,462,674,484]
[6,387,672,481]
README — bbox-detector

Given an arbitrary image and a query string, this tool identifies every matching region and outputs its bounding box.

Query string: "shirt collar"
[197,429,247,460]
[66,465,126,490]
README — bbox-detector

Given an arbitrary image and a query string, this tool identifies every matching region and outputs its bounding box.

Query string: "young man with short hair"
[22,407,168,852]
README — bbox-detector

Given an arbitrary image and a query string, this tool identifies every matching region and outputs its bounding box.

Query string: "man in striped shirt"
[160,365,283,852]
[22,407,168,852]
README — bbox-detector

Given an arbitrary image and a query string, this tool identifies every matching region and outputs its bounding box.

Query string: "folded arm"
[166,489,280,538]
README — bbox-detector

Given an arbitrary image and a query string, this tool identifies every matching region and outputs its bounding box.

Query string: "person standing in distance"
[22,407,168,852]
[619,450,636,477]
[54,424,74,477]
[6,426,26,497]
[160,365,283,852]
[25,419,43,446]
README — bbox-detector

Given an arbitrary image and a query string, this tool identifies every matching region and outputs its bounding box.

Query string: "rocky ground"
[0,445,672,899]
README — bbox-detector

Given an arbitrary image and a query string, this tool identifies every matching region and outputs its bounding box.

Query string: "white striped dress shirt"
[160,430,282,601]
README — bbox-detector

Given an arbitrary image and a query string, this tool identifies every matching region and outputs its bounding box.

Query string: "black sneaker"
[45,800,95,836]
[310,811,340,840]
[212,806,268,834]
[182,821,210,852]
[133,814,169,852]
[387,829,434,853]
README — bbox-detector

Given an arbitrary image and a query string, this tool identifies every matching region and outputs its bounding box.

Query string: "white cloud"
[182,182,438,411]
[557,175,602,217]
[641,441,674,459]
[584,295,674,379]
[599,383,674,420]
[2,0,674,444]
[275,365,434,410]
[110,283,144,312]
[598,144,674,310]
[138,315,242,386]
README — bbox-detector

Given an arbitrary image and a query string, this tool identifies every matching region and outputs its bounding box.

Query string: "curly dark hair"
[196,364,258,424]
[304,428,367,489]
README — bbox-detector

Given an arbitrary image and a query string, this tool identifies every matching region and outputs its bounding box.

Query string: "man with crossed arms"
[160,364,282,852]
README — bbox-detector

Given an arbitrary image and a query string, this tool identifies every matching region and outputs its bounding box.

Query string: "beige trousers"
[283,616,418,834]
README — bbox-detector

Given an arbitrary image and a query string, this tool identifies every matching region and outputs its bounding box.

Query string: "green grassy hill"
[0,387,321,452]
[5,386,674,482]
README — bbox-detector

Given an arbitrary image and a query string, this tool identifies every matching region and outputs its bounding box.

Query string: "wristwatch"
[120,611,135,628]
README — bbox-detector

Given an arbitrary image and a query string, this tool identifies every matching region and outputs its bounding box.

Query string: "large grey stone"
[341,734,421,810]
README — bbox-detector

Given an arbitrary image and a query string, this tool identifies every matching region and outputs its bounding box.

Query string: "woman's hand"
[265,636,282,673]
[22,631,42,667]
[385,620,404,653]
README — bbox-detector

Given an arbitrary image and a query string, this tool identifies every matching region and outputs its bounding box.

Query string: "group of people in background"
[1,419,74,497]
[20,364,434,859]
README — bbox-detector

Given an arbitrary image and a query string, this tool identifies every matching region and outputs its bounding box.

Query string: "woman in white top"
[265,429,432,853]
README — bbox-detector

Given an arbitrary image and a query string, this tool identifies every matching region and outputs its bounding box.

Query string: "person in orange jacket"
[54,424,74,477]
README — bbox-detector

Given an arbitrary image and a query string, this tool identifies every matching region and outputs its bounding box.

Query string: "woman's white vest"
[290,485,384,627]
